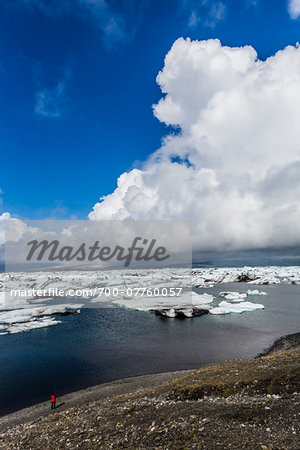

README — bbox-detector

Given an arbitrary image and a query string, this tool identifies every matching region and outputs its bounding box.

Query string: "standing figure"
[51,393,56,409]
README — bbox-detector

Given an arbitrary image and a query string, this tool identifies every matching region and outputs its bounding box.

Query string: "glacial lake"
[0,282,299,415]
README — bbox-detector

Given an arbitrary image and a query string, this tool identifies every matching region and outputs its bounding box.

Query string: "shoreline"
[1,331,299,433]
[258,331,300,356]
[0,339,299,449]
[0,369,193,432]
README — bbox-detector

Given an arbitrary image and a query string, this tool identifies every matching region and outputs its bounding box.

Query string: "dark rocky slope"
[0,341,299,449]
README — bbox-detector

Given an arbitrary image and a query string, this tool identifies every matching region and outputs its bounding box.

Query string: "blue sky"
[1,0,300,220]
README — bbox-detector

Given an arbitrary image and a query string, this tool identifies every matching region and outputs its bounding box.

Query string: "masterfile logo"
[5,220,191,271]
[26,237,170,267]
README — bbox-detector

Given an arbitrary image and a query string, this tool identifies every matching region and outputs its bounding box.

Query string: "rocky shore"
[0,334,299,449]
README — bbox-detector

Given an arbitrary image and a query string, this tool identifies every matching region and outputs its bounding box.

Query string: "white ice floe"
[193,292,215,304]
[7,318,61,334]
[161,308,177,318]
[209,301,265,315]
[111,291,214,312]
[247,289,267,296]
[0,305,81,334]
[219,292,248,301]
[218,290,267,301]
[179,308,194,318]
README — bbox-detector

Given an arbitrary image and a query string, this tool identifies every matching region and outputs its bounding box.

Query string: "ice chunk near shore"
[7,317,61,334]
[0,305,81,334]
[0,305,81,324]
[209,301,264,315]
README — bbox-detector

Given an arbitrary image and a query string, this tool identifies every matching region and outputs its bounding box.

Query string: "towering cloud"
[89,38,300,251]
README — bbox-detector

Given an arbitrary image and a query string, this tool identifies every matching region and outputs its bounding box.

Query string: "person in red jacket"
[51,393,56,409]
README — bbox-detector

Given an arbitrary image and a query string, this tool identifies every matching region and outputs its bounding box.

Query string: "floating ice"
[161,308,176,318]
[210,300,265,315]
[179,308,194,318]
[111,291,214,312]
[152,307,209,319]
[7,317,61,334]
[219,292,248,301]
[0,264,298,330]
[247,289,267,296]
[0,305,81,334]
[218,290,267,301]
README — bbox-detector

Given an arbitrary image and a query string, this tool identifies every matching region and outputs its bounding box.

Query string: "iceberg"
[247,289,267,296]
[210,300,265,315]
[219,292,248,301]
[218,290,267,301]
[158,308,177,318]
[111,291,213,318]
[7,317,61,334]
[111,291,214,312]
[0,305,81,334]
[152,307,209,319]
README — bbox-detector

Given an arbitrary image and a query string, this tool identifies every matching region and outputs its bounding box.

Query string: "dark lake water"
[0,282,299,415]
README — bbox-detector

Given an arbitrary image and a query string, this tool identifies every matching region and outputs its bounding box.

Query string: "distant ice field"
[0,265,299,333]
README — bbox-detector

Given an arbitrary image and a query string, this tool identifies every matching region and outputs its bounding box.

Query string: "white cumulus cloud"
[89,38,300,251]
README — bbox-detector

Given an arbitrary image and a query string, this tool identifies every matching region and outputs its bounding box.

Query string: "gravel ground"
[0,370,193,432]
[0,344,299,449]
